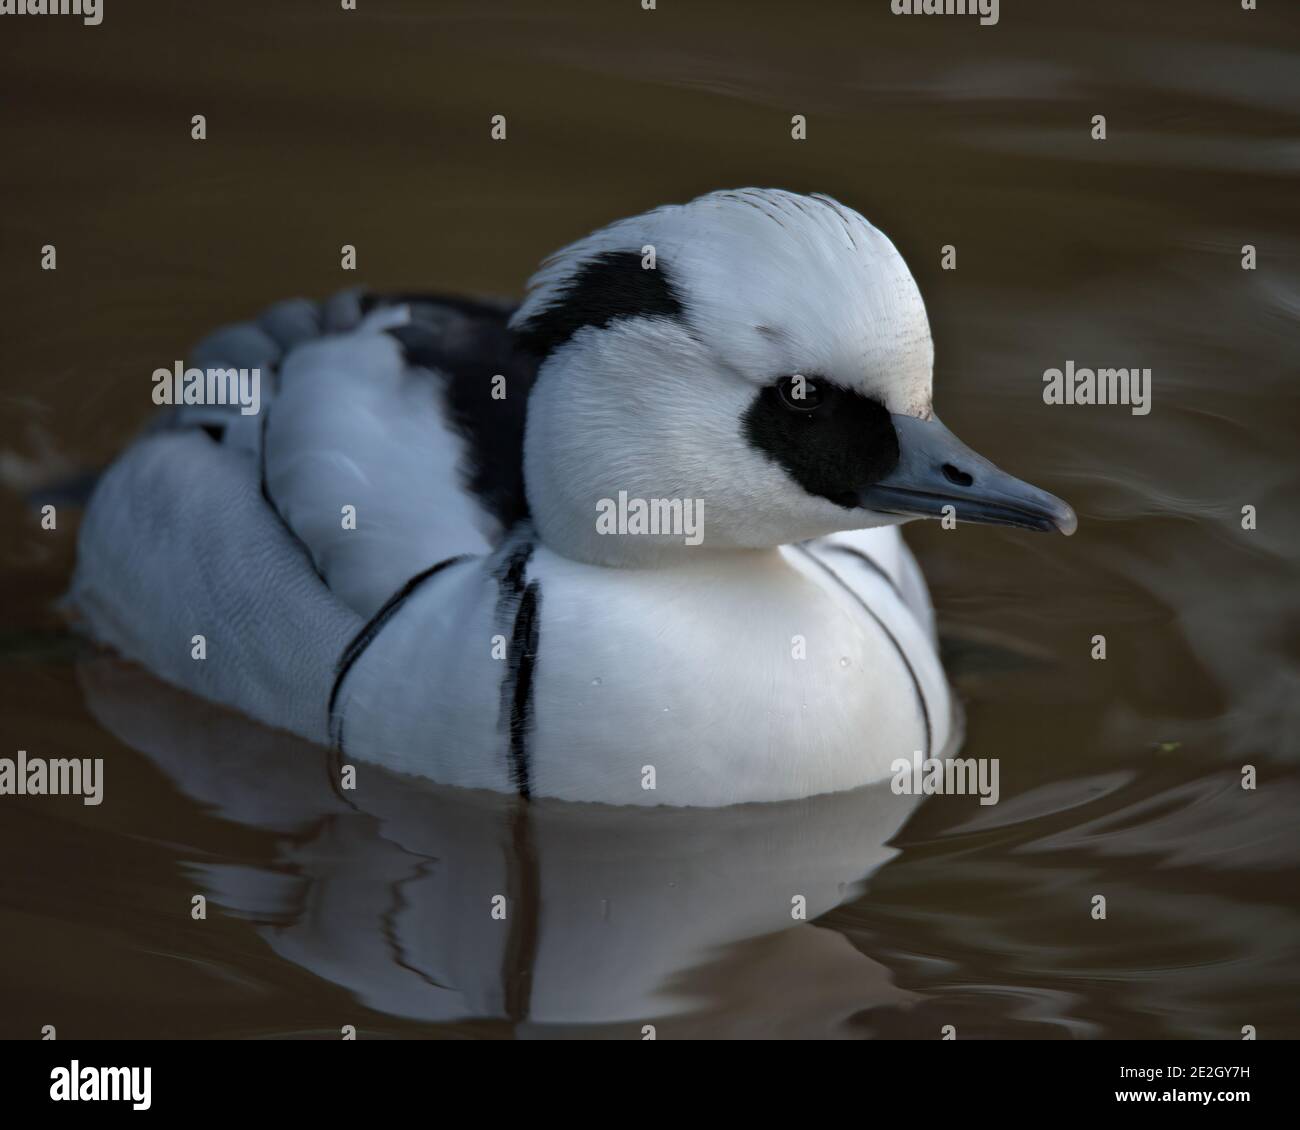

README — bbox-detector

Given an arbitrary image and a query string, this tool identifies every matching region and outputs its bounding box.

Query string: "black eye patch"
[742,377,900,508]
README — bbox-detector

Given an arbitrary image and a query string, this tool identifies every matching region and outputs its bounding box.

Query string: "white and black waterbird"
[70,188,1076,807]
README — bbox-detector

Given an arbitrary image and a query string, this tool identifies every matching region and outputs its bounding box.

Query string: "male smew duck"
[69,188,1075,807]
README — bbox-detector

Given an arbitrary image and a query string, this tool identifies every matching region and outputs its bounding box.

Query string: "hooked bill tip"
[1053,503,1079,537]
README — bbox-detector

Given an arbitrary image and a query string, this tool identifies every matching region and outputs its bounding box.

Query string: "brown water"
[1,0,1297,1039]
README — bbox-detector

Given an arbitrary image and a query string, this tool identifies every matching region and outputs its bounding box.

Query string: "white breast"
[334,527,954,806]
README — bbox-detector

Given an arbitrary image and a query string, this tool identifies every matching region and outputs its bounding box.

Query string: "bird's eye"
[776,374,824,412]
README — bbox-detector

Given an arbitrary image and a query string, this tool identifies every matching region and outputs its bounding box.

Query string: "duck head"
[512,188,1075,566]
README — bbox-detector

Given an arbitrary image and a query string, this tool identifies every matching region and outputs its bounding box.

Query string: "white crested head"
[514,188,935,420]
[512,188,1072,566]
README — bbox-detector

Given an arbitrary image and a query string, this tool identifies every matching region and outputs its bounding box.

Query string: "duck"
[68,188,1075,808]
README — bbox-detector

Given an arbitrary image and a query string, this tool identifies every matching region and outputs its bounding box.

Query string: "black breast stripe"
[795,544,932,758]
[506,581,542,800]
[327,555,470,750]
[492,538,541,799]
[826,543,903,601]
[493,540,534,615]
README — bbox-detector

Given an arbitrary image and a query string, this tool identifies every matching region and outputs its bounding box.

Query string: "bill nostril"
[942,463,974,488]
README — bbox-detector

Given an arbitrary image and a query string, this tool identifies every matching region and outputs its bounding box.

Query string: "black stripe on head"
[513,250,686,359]
[743,378,900,509]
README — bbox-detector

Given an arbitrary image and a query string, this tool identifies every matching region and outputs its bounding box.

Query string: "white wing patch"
[265,319,495,618]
